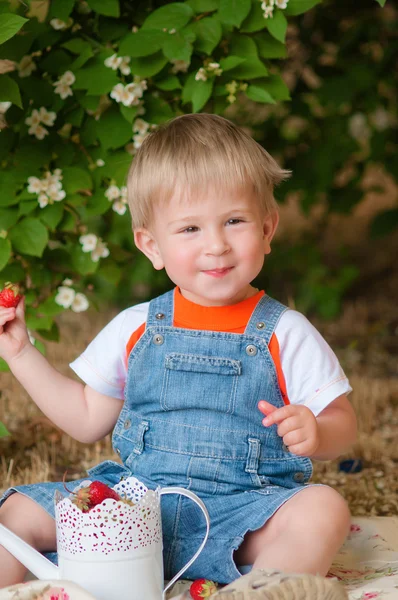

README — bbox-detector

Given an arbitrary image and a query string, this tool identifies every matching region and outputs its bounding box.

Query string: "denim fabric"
[1,291,317,584]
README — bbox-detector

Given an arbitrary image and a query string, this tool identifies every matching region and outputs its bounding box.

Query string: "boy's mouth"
[202,267,233,278]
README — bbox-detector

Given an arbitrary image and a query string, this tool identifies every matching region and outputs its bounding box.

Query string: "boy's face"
[134,185,278,306]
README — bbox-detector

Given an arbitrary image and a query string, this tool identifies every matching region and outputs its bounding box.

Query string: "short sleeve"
[275,310,352,416]
[69,302,149,399]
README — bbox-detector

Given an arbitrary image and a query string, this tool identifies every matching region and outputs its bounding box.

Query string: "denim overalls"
[1,290,316,583]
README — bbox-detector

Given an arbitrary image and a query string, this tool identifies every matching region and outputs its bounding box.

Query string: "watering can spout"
[0,524,59,580]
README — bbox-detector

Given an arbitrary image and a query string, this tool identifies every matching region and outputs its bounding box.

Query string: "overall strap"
[146,289,175,327]
[244,294,288,344]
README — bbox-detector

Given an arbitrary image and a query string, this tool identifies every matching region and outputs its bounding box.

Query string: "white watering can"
[0,477,210,600]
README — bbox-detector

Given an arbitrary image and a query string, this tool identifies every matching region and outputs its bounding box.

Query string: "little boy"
[0,114,356,600]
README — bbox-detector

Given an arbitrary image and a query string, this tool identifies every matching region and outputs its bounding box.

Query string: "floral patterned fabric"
[1,517,397,600]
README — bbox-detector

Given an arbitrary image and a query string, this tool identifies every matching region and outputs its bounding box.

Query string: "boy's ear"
[134,228,164,270]
[263,211,279,255]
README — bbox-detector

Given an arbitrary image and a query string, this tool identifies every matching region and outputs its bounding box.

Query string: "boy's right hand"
[0,299,31,364]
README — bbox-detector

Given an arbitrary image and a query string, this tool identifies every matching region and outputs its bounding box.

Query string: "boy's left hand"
[258,400,320,457]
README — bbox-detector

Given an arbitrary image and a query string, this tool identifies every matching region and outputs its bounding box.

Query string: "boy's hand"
[258,400,320,457]
[0,299,32,364]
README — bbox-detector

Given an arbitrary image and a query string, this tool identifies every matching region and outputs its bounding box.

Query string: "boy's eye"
[181,226,199,233]
[227,218,243,225]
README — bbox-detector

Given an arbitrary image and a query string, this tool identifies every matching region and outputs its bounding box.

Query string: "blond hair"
[127,113,290,229]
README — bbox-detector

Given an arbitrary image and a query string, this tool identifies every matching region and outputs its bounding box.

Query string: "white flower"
[370,107,391,131]
[27,177,43,194]
[55,286,76,308]
[275,0,289,8]
[348,113,371,143]
[25,109,41,128]
[112,200,128,215]
[17,55,37,78]
[195,68,207,82]
[38,193,49,208]
[47,186,66,202]
[62,278,73,286]
[110,83,133,106]
[91,239,110,262]
[171,60,189,74]
[32,124,49,140]
[120,186,127,200]
[71,293,89,313]
[96,159,105,167]
[0,102,11,114]
[59,71,76,86]
[119,56,131,75]
[38,107,56,126]
[80,233,98,252]
[207,62,222,76]
[50,18,68,30]
[261,0,275,18]
[105,185,121,201]
[133,132,149,149]
[104,54,122,70]
[54,83,73,100]
[133,118,150,135]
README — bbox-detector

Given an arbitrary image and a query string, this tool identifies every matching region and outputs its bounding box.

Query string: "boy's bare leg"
[235,486,351,576]
[0,493,56,586]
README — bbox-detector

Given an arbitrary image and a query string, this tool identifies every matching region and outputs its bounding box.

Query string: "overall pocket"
[160,352,241,414]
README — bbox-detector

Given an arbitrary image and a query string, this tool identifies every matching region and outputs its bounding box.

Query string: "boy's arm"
[9,343,122,443]
[309,394,357,460]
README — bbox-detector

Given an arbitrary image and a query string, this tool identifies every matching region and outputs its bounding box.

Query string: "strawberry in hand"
[0,283,22,308]
[190,579,217,600]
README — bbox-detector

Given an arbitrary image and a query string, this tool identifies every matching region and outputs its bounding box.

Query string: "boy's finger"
[262,404,293,426]
[15,296,25,319]
[258,400,278,416]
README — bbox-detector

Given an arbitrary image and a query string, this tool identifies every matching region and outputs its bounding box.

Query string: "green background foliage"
[0,0,395,371]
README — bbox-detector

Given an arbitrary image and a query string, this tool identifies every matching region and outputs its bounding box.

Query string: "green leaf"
[261,74,290,100]
[25,314,54,331]
[0,172,19,207]
[192,78,214,112]
[246,84,276,103]
[129,51,168,78]
[37,295,65,317]
[226,56,268,79]
[71,246,99,275]
[144,94,174,123]
[119,30,168,58]
[185,0,219,12]
[48,0,75,22]
[254,32,287,58]
[0,237,11,271]
[74,63,119,95]
[241,2,268,33]
[155,75,182,91]
[86,0,120,17]
[265,9,287,43]
[374,0,386,5]
[62,39,93,54]
[39,203,64,229]
[0,75,22,108]
[120,105,138,124]
[284,0,323,16]
[218,0,251,28]
[0,207,18,230]
[187,16,222,55]
[370,208,398,238]
[9,217,48,257]
[96,106,133,150]
[229,34,259,57]
[162,32,193,63]
[219,55,246,71]
[62,167,93,194]
[0,13,28,45]
[142,3,194,31]
[0,421,10,437]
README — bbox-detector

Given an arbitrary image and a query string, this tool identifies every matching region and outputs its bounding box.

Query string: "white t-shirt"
[70,291,351,417]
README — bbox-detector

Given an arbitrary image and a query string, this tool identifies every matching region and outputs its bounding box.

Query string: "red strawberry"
[0,282,22,308]
[190,579,217,600]
[63,473,121,512]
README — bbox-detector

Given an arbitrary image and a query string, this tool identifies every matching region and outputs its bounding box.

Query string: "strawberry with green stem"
[63,472,121,512]
[190,579,217,599]
[0,283,22,308]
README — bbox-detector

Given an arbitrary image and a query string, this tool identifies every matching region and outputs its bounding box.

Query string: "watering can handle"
[160,487,210,598]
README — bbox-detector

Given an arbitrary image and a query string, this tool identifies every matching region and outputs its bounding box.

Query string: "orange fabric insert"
[125,287,289,404]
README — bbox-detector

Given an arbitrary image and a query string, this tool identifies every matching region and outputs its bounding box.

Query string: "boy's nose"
[205,231,230,256]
